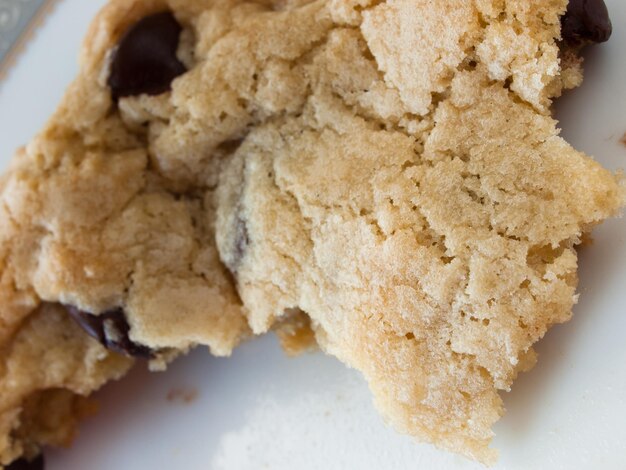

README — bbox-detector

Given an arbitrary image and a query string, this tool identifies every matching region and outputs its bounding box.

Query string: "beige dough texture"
[0,0,623,466]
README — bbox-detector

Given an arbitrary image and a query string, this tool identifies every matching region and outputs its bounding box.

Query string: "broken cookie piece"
[0,304,133,467]
[0,0,623,467]
[0,3,248,467]
[214,0,623,463]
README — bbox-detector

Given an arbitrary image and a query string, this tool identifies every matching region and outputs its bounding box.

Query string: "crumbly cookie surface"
[0,0,623,467]
[213,0,621,462]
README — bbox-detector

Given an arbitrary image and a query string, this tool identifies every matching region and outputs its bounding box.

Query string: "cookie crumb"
[620,132,626,147]
[166,387,198,405]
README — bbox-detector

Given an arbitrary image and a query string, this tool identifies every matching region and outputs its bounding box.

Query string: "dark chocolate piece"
[66,306,153,358]
[562,0,612,45]
[6,455,44,470]
[107,11,187,100]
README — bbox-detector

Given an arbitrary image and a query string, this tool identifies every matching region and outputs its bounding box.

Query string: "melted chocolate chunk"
[562,0,612,45]
[107,11,187,100]
[66,306,153,358]
[6,455,44,470]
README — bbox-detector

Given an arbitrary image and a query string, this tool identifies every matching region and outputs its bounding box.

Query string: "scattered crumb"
[166,387,198,405]
[620,132,626,147]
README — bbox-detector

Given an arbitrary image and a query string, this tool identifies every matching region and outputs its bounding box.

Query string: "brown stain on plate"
[166,387,198,405]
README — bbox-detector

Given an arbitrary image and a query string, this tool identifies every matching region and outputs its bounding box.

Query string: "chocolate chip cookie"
[0,4,249,467]
[0,0,623,467]
[214,0,622,463]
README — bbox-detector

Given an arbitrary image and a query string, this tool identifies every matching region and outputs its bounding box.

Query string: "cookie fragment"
[212,0,622,463]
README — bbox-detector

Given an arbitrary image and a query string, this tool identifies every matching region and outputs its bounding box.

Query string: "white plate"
[0,1,625,469]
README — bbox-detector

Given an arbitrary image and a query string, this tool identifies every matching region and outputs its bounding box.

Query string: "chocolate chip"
[107,11,187,100]
[562,0,612,45]
[6,455,44,470]
[66,306,154,358]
